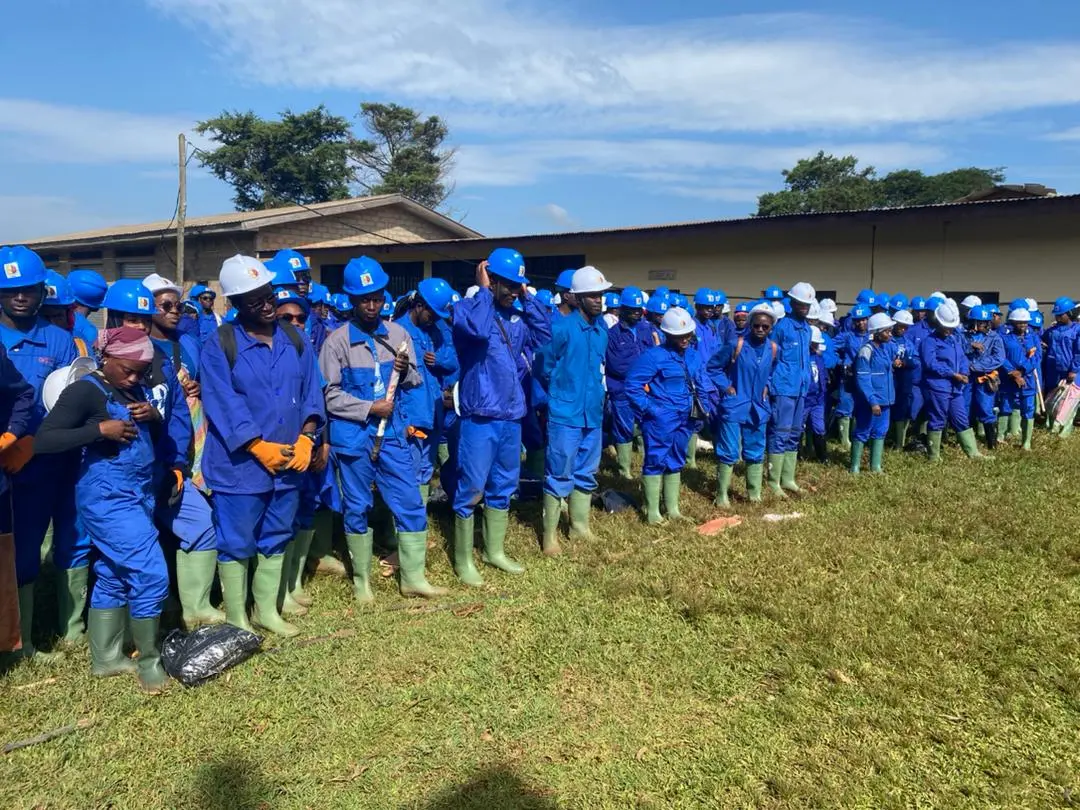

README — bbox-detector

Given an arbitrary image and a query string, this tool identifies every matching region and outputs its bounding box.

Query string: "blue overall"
[803,351,829,437]
[79,375,169,619]
[833,329,868,421]
[920,333,971,432]
[1044,321,1080,389]
[1001,331,1039,419]
[768,316,812,454]
[451,288,552,518]
[605,320,644,445]
[438,320,462,500]
[0,345,33,538]
[853,341,896,441]
[708,337,776,465]
[635,319,663,352]
[397,314,458,487]
[627,345,718,475]
[893,334,923,422]
[967,330,1005,426]
[0,319,78,583]
[201,323,325,561]
[520,347,547,455]
[535,310,608,499]
[73,311,98,347]
[197,311,220,344]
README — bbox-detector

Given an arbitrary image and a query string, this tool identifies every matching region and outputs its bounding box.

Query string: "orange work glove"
[285,435,314,473]
[247,438,294,473]
[0,436,34,474]
[0,432,16,453]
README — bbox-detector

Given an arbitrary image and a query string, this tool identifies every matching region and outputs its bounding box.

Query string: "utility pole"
[176,133,187,286]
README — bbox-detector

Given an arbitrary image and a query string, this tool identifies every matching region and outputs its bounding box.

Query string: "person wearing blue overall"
[437,298,463,500]
[0,344,34,655]
[920,301,985,461]
[535,267,611,555]
[451,249,552,585]
[732,302,753,336]
[1001,307,1039,451]
[711,290,736,346]
[1044,298,1080,436]
[320,257,446,602]
[36,327,171,691]
[802,325,835,464]
[889,310,922,450]
[636,294,668,351]
[306,283,334,354]
[396,278,459,505]
[189,284,222,344]
[266,248,312,298]
[834,303,870,451]
[0,245,79,660]
[626,307,717,524]
[708,304,778,507]
[68,268,107,348]
[965,305,1005,450]
[767,282,815,497]
[685,289,720,470]
[605,286,645,480]
[851,313,896,474]
[201,255,324,638]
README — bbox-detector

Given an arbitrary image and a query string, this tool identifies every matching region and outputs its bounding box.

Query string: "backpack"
[731,336,777,364]
[218,322,305,370]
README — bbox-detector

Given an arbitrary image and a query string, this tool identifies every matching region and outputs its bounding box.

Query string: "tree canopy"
[755,152,1006,216]
[194,103,454,212]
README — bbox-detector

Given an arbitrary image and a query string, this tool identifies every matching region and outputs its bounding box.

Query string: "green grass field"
[3,437,1080,809]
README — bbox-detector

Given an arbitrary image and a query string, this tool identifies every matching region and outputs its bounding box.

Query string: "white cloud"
[534,203,576,229]
[1044,126,1080,142]
[0,196,116,243]
[150,1,1080,134]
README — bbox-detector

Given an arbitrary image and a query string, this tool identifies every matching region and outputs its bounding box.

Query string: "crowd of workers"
[0,241,1075,693]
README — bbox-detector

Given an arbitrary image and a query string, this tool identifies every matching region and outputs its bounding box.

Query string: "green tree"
[194,106,356,211]
[755,152,1006,216]
[351,103,455,210]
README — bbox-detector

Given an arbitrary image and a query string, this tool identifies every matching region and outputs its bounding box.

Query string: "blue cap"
[850,303,872,319]
[927,295,947,310]
[43,270,75,307]
[418,277,455,319]
[713,289,728,306]
[103,279,155,316]
[1053,296,1076,316]
[764,285,784,301]
[619,286,644,309]
[555,269,576,291]
[856,288,875,304]
[68,268,108,308]
[343,256,389,296]
[876,292,891,308]
[645,295,670,315]
[488,248,529,285]
[986,303,1001,315]
[694,288,715,306]
[274,288,310,313]
[267,249,310,281]
[0,245,47,289]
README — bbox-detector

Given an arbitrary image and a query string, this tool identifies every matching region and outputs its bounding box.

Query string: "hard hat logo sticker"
[3,262,21,278]
[247,267,260,279]
[138,297,150,310]
[360,273,373,286]
[289,257,302,268]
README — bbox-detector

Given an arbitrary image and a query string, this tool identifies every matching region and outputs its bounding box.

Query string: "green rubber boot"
[663,473,690,522]
[1007,411,1022,440]
[892,419,910,450]
[217,559,253,632]
[345,532,375,603]
[398,531,448,599]
[745,463,764,503]
[781,451,801,493]
[1061,418,1076,439]
[927,430,943,462]
[714,464,733,508]
[88,607,136,677]
[481,508,525,574]
[453,516,484,586]
[56,565,89,645]
[568,489,595,541]
[1022,417,1034,451]
[251,554,299,638]
[419,483,430,506]
[869,438,885,473]
[643,475,664,525]
[686,433,699,469]
[849,439,865,474]
[177,550,226,629]
[287,529,315,607]
[523,448,545,479]
[130,616,168,693]
[615,443,633,480]
[16,584,61,661]
[766,454,787,498]
[542,493,563,557]
[276,539,308,618]
[957,428,989,460]
[838,417,852,451]
[996,415,1009,442]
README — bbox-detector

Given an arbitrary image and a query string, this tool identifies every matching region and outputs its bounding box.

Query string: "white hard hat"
[1025,297,1039,312]
[641,291,650,304]
[143,273,182,296]
[526,286,537,297]
[868,312,894,333]
[892,309,914,326]
[811,325,824,345]
[808,300,822,321]
[570,266,613,295]
[817,310,835,326]
[722,302,730,314]
[1008,308,1031,323]
[788,281,816,305]
[219,254,274,298]
[465,285,480,299]
[819,298,838,314]
[931,291,946,300]
[936,302,961,329]
[750,302,776,320]
[43,357,98,413]
[961,294,982,308]
[771,301,786,320]
[660,307,696,336]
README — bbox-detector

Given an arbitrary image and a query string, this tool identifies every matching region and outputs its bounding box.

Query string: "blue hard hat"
[1053,296,1076,316]
[189,284,215,300]
[307,283,331,305]
[850,303,872,319]
[968,304,992,322]
[1032,311,1045,327]
[274,288,310,313]
[418,277,455,319]
[735,301,754,314]
[267,248,310,281]
[103,279,155,316]
[43,270,75,307]
[876,292,891,308]
[0,245,47,289]
[620,286,645,309]
[889,293,909,312]
[1010,298,1029,312]
[343,256,389,296]
[488,248,529,285]
[331,293,352,312]
[713,289,728,306]
[603,292,620,309]
[512,298,524,313]
[555,269,576,291]
[535,289,556,310]
[910,296,929,312]
[764,285,784,301]
[986,303,1001,315]
[381,290,394,317]
[67,268,108,308]
[224,307,238,323]
[645,295,670,315]
[856,288,875,304]
[927,295,947,310]
[694,288,715,306]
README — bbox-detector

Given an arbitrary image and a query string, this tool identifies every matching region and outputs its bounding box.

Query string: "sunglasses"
[241,293,276,311]
[278,313,308,325]
[157,301,182,313]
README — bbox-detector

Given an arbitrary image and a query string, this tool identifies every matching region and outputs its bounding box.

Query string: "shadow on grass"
[423,766,556,810]
[190,755,274,810]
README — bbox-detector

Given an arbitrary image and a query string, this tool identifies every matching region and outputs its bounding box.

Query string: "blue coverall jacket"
[535,310,608,429]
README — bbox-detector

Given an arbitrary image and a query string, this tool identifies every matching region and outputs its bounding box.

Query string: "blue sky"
[3,0,1080,242]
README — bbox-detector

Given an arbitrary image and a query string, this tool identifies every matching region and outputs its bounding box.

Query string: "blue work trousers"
[453,416,521,518]
[715,419,766,465]
[336,438,426,535]
[212,488,300,562]
[768,395,806,454]
[13,455,79,584]
[156,484,216,553]
[853,402,891,442]
[641,413,694,476]
[925,389,970,432]
[545,423,602,498]
[88,498,168,620]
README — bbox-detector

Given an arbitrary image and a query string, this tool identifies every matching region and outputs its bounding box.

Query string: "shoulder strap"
[770,341,778,361]
[218,323,238,370]
[171,339,182,372]
[732,336,745,363]
[73,337,89,358]
[279,322,305,357]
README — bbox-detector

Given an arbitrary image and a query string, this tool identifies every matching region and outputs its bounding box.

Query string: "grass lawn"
[2,437,1080,809]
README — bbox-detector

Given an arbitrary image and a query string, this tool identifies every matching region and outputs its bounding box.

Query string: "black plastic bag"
[599,489,637,514]
[161,625,263,687]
